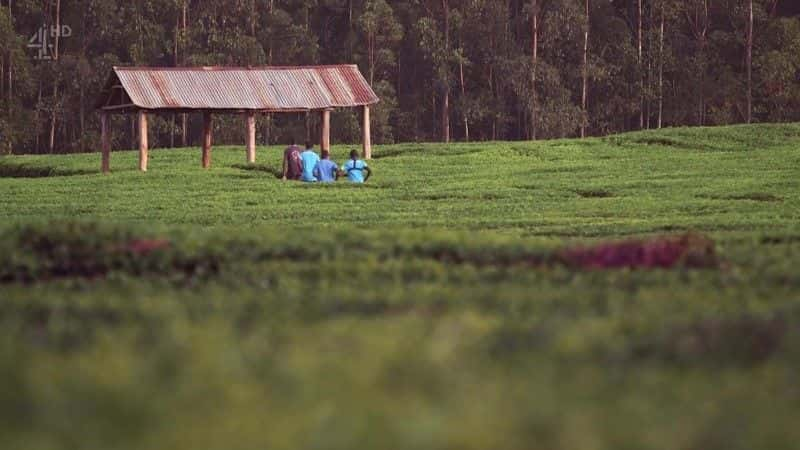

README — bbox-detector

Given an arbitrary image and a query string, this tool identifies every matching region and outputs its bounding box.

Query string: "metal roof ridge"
[102,64,378,111]
[113,64,359,71]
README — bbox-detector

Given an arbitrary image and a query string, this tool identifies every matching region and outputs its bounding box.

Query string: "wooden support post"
[138,110,148,172]
[101,112,111,173]
[202,112,212,168]
[245,112,256,163]
[320,109,331,153]
[362,105,372,160]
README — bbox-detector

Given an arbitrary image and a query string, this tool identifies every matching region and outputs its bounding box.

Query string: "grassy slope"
[2,123,798,237]
[1,124,800,450]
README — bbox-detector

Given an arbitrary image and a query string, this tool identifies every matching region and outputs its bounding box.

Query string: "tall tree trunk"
[181,0,188,147]
[686,0,709,126]
[6,0,12,121]
[368,31,375,86]
[79,81,85,145]
[35,80,41,153]
[79,6,87,146]
[397,47,402,104]
[699,0,708,126]
[581,0,589,138]
[441,0,450,143]
[489,32,496,141]
[432,94,436,140]
[1,0,6,102]
[347,0,353,60]
[746,0,753,124]
[530,0,538,141]
[646,0,653,129]
[49,0,61,154]
[172,12,179,148]
[6,54,10,117]
[658,3,665,129]
[268,0,274,64]
[4,0,10,110]
[699,27,706,124]
[441,85,450,144]
[768,0,778,17]
[459,55,469,141]
[638,0,644,130]
[250,0,256,36]
[48,84,57,153]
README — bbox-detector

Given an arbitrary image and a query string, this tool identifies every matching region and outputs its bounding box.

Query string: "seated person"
[313,150,339,183]
[300,141,320,182]
[341,150,372,183]
[281,138,303,181]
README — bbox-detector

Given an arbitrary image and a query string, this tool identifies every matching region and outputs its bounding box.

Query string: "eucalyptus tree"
[415,0,460,142]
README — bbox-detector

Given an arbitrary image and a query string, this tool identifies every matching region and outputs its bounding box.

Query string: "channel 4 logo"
[27,25,72,60]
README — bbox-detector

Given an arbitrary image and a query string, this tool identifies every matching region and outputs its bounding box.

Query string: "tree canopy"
[1,0,799,153]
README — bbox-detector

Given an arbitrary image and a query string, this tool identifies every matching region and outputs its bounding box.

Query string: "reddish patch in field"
[122,239,172,255]
[557,233,717,269]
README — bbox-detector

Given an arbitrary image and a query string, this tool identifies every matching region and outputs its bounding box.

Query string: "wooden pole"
[320,109,331,152]
[101,111,110,173]
[202,111,212,168]
[138,110,148,172]
[362,105,372,159]
[246,112,256,163]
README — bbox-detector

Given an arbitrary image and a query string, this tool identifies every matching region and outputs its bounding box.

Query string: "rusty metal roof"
[97,65,379,112]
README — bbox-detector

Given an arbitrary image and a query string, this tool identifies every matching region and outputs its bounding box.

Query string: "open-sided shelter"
[95,65,379,173]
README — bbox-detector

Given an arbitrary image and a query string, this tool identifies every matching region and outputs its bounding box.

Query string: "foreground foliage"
[1,124,799,449]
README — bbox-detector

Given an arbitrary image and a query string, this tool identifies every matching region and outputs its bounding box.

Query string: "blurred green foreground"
[1,124,799,449]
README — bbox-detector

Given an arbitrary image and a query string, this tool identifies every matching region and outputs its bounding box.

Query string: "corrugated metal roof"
[99,65,379,111]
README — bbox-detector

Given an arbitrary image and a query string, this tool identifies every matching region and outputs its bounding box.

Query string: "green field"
[1,124,800,449]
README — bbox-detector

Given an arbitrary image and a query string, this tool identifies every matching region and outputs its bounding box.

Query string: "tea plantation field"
[1,123,799,449]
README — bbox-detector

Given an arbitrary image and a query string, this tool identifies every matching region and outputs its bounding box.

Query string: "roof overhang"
[96,65,380,113]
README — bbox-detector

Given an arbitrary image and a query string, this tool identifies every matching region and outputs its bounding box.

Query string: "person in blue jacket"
[341,149,371,183]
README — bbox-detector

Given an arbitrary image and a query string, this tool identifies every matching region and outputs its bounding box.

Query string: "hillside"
[1,124,800,450]
[1,123,799,237]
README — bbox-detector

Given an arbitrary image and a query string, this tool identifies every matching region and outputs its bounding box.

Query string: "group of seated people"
[281,140,372,183]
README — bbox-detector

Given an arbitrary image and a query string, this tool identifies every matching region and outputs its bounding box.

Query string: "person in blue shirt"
[341,150,372,183]
[313,150,339,183]
[299,141,320,182]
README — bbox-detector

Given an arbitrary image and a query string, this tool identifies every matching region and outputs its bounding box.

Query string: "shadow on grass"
[0,161,96,178]
[372,146,485,159]
[576,189,615,198]
[698,193,783,203]
[605,135,719,151]
[293,181,388,189]
[411,192,507,201]
[231,163,282,179]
